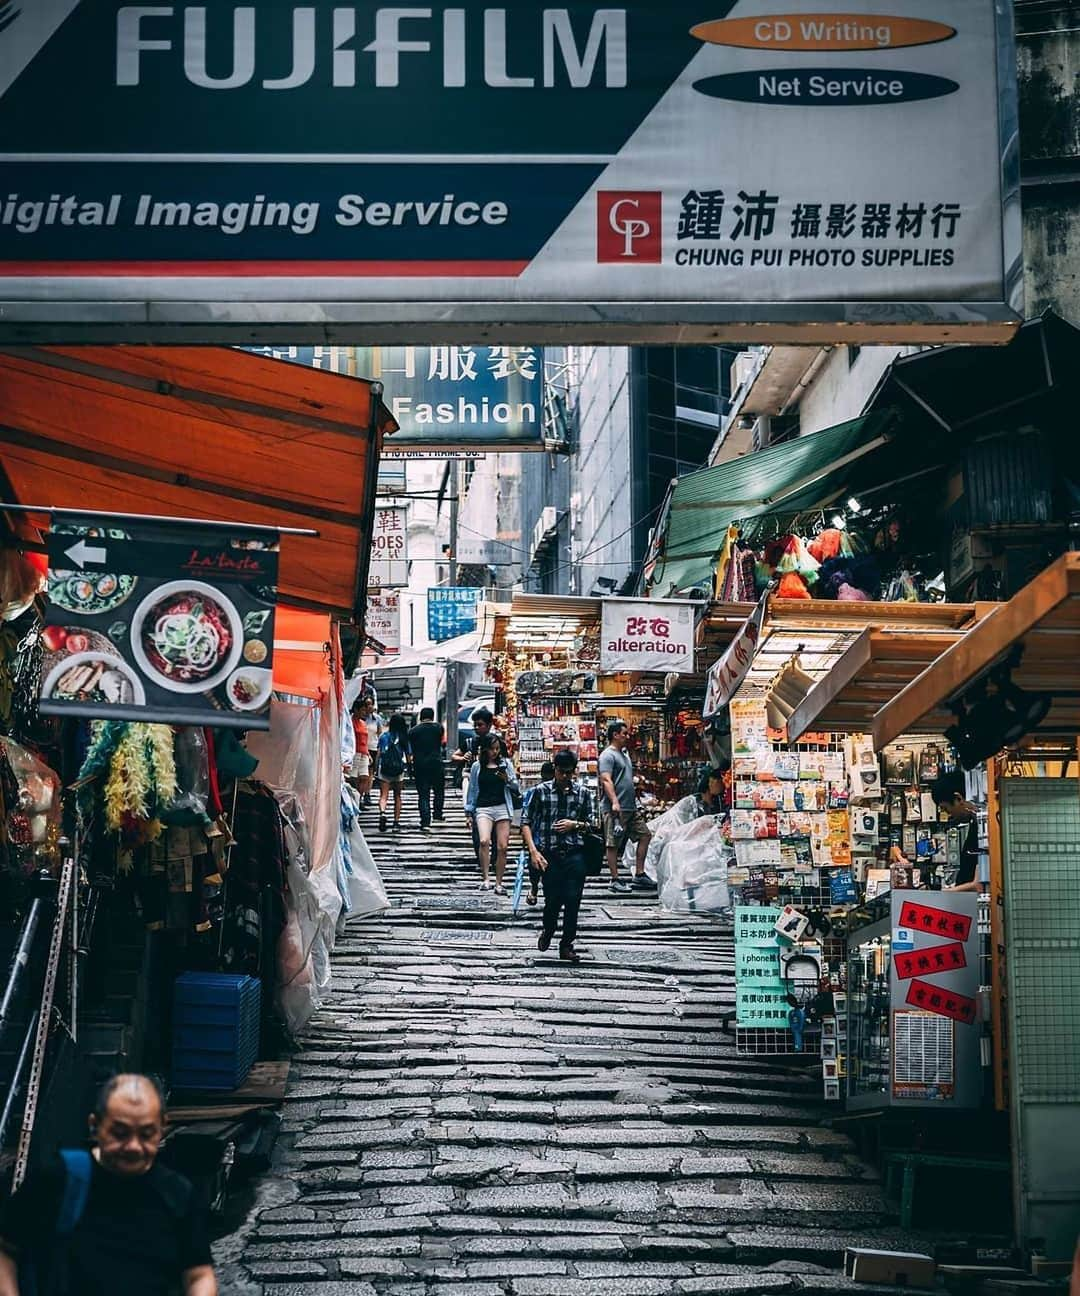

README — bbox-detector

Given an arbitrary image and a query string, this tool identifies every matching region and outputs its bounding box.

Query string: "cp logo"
[597,191,662,263]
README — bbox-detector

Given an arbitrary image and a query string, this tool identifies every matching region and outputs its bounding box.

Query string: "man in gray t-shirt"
[597,721,655,894]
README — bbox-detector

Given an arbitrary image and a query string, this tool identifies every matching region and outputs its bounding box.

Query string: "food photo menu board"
[40,515,278,728]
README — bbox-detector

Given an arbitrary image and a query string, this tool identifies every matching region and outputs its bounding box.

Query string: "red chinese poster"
[897,900,972,944]
[905,978,977,1025]
[894,941,967,982]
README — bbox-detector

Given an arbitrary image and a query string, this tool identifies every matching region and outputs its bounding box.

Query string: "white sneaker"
[608,879,632,894]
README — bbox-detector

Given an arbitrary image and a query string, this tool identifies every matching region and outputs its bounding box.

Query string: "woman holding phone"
[465,733,520,893]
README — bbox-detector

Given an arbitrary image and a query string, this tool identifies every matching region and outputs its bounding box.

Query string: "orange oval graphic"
[690,14,956,51]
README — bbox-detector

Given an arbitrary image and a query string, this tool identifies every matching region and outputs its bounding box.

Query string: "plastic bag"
[160,727,211,826]
[1,736,61,870]
[655,815,732,914]
[642,795,699,879]
[341,786,389,921]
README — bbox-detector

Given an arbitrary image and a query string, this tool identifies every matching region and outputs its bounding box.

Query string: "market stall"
[0,346,396,1193]
[481,592,729,811]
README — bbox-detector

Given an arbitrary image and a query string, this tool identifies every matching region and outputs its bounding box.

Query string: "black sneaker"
[632,874,658,890]
[537,931,553,952]
[379,814,387,833]
[392,821,402,833]
[559,945,582,963]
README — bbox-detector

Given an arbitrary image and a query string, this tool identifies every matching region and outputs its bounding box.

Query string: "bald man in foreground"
[0,1072,216,1296]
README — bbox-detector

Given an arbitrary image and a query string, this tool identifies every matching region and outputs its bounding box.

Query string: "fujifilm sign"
[0,1,1021,345]
[115,7,627,90]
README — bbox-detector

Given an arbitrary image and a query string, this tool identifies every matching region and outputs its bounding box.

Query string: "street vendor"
[930,771,982,893]
[695,764,730,817]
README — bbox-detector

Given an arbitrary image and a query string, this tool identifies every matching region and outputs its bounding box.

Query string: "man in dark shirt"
[0,1073,216,1296]
[522,750,594,964]
[409,707,446,832]
[931,771,982,892]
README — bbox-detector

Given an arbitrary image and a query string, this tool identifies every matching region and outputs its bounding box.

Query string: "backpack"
[380,737,404,779]
[19,1149,93,1296]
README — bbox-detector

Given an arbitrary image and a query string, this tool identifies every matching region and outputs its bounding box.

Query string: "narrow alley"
[219,796,921,1296]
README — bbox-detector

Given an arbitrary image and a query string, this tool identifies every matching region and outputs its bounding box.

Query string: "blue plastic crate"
[172,972,260,1091]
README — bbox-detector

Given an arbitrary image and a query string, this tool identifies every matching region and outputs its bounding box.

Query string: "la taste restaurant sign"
[0,2,1019,344]
[601,599,695,674]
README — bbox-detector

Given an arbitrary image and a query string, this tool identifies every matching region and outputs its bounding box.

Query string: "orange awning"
[272,608,332,699]
[0,345,396,620]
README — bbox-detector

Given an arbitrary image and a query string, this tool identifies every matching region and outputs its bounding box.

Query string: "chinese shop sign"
[0,2,1017,345]
[600,599,695,674]
[428,586,482,644]
[361,346,545,450]
[905,979,977,1025]
[365,591,401,656]
[41,514,277,729]
[894,941,967,982]
[897,900,973,944]
[369,506,408,589]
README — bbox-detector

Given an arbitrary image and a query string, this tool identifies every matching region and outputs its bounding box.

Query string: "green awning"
[649,411,895,598]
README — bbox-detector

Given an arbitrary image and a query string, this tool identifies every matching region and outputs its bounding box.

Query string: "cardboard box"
[844,1248,935,1289]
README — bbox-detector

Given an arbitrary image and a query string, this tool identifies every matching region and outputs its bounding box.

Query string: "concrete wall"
[1018,6,1080,322]
[568,346,635,595]
[798,346,918,435]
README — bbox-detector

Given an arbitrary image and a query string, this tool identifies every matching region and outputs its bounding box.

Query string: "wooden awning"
[787,627,968,741]
[0,345,397,620]
[872,553,1080,748]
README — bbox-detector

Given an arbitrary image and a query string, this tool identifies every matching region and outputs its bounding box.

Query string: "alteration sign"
[0,2,1019,342]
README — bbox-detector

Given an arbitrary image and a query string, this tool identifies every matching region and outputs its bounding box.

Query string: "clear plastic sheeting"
[650,802,732,916]
[247,696,388,1035]
[341,785,390,922]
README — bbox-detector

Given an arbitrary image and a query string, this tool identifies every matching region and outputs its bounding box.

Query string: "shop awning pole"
[0,502,319,537]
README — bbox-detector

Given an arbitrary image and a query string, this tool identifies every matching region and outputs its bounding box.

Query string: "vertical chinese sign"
[369,505,409,589]
[599,598,695,674]
[41,515,278,728]
[428,587,482,643]
[365,592,401,656]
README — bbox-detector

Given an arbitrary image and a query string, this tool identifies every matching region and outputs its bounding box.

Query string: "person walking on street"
[377,713,411,834]
[599,721,655,894]
[0,1073,217,1296]
[521,760,556,907]
[409,706,446,832]
[453,707,495,859]
[522,749,594,964]
[465,733,520,894]
[358,695,383,808]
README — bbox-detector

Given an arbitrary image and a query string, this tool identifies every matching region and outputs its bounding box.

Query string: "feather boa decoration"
[79,721,179,838]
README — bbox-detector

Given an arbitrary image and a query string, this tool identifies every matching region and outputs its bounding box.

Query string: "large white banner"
[0,1,1019,342]
[601,599,696,674]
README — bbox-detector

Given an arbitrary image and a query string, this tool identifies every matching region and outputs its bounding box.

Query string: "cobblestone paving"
[217,794,921,1295]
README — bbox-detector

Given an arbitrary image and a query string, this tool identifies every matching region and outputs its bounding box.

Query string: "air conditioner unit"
[751,416,772,452]
[730,349,764,393]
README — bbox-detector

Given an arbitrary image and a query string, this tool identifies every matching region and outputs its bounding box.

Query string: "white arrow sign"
[63,539,107,569]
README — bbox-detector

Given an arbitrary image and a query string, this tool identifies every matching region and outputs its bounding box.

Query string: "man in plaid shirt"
[521,749,594,963]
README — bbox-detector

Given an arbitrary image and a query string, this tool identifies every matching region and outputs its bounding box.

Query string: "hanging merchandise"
[918,743,943,784]
[77,721,180,843]
[884,747,916,787]
[0,736,61,871]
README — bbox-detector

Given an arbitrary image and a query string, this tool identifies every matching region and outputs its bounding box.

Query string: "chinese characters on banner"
[734,906,789,1028]
[365,592,401,656]
[428,587,481,643]
[599,598,695,674]
[363,346,546,450]
[898,900,973,944]
[894,941,967,982]
[703,590,769,719]
[41,514,278,729]
[369,506,408,589]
